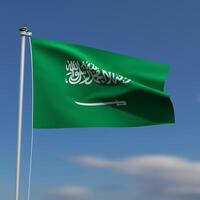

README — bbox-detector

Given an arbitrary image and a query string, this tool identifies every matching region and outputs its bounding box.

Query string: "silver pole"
[15,27,32,200]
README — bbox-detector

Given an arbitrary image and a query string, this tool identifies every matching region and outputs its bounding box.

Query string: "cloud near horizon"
[71,155,200,199]
[50,185,91,200]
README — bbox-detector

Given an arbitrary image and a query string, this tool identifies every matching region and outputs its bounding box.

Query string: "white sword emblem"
[75,100,127,106]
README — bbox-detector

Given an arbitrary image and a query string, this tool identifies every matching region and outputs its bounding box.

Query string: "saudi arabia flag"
[31,38,174,128]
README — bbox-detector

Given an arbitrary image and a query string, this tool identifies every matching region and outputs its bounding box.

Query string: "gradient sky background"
[0,0,200,200]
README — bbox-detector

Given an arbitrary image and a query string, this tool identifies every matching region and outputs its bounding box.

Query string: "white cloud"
[72,155,112,168]
[51,185,91,199]
[72,155,200,198]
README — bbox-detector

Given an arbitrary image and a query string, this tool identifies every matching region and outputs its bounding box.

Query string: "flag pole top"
[19,26,32,37]
[19,27,29,32]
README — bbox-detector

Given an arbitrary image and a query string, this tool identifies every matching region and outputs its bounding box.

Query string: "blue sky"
[0,0,200,200]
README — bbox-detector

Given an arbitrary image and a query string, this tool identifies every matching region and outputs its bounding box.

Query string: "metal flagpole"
[15,27,32,200]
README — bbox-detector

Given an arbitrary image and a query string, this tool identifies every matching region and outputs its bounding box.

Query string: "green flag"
[31,38,174,128]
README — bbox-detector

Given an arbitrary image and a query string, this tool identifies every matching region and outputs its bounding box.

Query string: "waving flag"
[31,38,174,128]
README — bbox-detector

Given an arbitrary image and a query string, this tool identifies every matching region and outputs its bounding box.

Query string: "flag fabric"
[30,38,174,128]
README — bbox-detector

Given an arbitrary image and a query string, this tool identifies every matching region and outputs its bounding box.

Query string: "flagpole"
[15,27,32,200]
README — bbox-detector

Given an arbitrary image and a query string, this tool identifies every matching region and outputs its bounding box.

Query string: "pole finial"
[19,27,29,32]
[19,27,32,37]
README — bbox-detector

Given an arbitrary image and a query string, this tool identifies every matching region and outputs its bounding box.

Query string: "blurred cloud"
[72,155,200,199]
[197,95,200,103]
[50,185,91,200]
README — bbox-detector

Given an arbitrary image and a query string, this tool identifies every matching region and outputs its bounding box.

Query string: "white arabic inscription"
[65,60,131,85]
